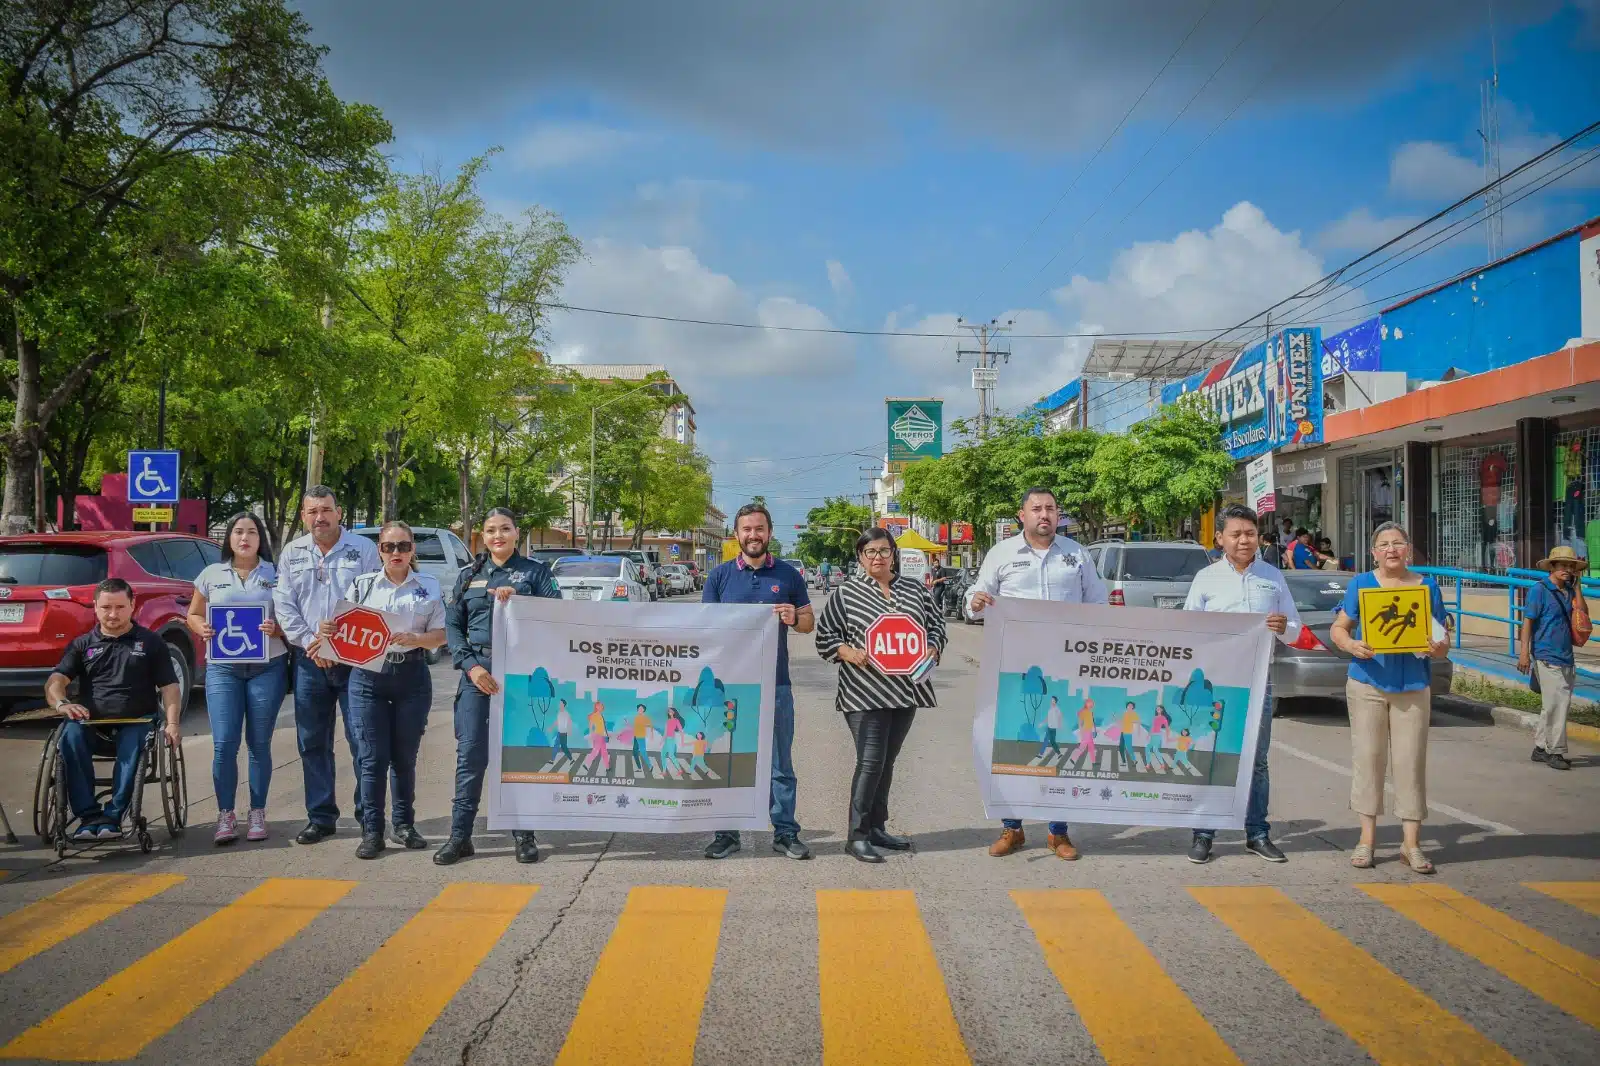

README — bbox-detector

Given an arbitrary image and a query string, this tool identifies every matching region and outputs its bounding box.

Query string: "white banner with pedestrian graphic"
[485,598,779,832]
[972,598,1273,830]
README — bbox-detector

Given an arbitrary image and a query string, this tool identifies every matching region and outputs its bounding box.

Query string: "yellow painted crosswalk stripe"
[0,873,184,976]
[1362,882,1600,1028]
[1,877,353,1062]
[554,886,725,1066]
[817,890,970,1066]
[1192,886,1519,1066]
[1526,881,1600,920]
[1013,890,1241,1066]
[260,882,537,1066]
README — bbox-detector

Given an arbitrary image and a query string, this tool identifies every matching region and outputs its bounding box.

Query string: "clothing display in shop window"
[1479,451,1509,571]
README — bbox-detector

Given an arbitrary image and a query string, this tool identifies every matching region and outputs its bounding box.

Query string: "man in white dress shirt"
[969,486,1109,860]
[1182,504,1301,865]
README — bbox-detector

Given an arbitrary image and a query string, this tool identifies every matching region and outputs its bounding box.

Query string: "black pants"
[844,708,917,841]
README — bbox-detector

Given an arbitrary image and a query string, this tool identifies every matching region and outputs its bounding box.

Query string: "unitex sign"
[864,613,928,676]
[321,605,392,670]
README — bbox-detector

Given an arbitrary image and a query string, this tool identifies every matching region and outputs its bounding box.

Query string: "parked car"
[660,563,695,595]
[1270,570,1452,706]
[552,555,650,601]
[529,547,586,570]
[683,561,705,590]
[351,525,473,604]
[600,549,664,601]
[0,532,216,717]
[1092,539,1211,608]
[781,558,809,585]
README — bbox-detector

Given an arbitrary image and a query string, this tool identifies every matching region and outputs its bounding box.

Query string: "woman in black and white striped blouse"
[815,527,947,863]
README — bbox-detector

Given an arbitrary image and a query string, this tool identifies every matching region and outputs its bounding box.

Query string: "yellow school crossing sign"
[1358,584,1433,654]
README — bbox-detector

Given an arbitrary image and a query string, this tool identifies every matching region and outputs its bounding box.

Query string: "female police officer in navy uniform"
[435,507,560,865]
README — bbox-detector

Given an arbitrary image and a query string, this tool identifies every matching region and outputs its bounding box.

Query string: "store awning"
[893,529,948,553]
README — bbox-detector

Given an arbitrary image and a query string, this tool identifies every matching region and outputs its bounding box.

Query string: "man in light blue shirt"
[1182,504,1300,865]
[969,486,1108,861]
[272,485,381,845]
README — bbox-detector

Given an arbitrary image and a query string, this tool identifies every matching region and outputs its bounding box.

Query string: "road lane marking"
[1013,890,1241,1066]
[1270,740,1522,835]
[1525,881,1600,919]
[1191,886,1518,1066]
[259,882,537,1066]
[1,877,353,1061]
[555,886,724,1066]
[1361,882,1600,1028]
[817,890,969,1066]
[0,873,185,975]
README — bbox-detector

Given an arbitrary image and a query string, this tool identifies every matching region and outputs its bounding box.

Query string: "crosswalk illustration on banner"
[0,874,1595,1064]
[539,751,721,781]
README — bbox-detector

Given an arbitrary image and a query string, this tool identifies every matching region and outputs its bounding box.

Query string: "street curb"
[1440,695,1600,748]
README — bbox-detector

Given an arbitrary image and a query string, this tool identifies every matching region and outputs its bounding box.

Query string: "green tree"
[795,497,871,565]
[1,0,388,532]
[1087,397,1233,537]
[622,438,712,548]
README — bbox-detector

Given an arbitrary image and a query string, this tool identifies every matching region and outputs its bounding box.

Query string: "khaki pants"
[1346,680,1430,821]
[1534,661,1575,756]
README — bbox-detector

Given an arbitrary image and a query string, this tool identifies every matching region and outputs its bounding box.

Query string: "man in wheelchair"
[43,578,183,841]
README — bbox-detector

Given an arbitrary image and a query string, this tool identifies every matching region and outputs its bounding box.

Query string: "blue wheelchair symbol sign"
[128,450,180,504]
[208,604,268,663]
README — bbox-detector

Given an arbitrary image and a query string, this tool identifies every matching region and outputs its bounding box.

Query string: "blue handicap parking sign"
[208,604,268,663]
[128,450,180,504]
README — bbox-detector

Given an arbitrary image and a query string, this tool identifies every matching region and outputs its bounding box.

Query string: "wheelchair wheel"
[51,748,70,857]
[157,735,188,837]
[125,742,149,836]
[33,724,62,840]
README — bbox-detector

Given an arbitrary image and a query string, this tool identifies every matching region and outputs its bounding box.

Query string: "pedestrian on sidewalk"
[187,512,289,845]
[436,507,559,866]
[273,486,381,846]
[1329,521,1451,875]
[701,503,814,861]
[1520,545,1590,772]
[968,486,1109,860]
[815,527,946,863]
[1182,504,1301,865]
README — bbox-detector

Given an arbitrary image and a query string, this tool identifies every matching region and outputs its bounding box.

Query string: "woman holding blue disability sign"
[187,512,289,846]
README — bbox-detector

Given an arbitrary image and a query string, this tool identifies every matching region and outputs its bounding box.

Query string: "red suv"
[0,532,216,717]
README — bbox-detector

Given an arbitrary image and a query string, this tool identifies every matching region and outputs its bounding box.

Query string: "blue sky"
[295,1,1600,534]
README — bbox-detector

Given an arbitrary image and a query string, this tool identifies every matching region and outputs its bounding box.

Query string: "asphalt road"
[2,593,1597,1066]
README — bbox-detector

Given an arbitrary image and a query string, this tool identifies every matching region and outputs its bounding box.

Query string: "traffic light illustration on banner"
[723,699,737,734]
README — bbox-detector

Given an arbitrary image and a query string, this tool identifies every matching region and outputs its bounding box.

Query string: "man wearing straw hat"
[1519,546,1590,771]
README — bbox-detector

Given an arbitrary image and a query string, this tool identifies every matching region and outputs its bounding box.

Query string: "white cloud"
[1317,207,1426,251]
[826,259,852,298]
[1389,131,1596,202]
[512,121,646,170]
[631,178,748,243]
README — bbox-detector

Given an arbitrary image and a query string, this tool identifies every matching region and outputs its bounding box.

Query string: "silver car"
[351,525,473,604]
[1271,571,1453,706]
[1091,540,1211,609]
[552,556,649,602]
[660,563,695,595]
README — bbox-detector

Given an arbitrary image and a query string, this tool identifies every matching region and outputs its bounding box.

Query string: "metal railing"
[1414,565,1597,683]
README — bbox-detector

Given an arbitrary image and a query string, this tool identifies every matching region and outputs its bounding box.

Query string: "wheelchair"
[32,716,188,857]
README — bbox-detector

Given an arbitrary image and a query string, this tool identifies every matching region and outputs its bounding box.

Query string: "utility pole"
[860,465,879,516]
[305,297,330,493]
[956,317,1013,439]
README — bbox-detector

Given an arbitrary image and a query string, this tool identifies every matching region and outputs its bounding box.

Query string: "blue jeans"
[1003,819,1070,835]
[724,683,799,839]
[449,674,532,841]
[292,650,363,828]
[206,658,287,811]
[1195,685,1273,841]
[350,656,432,835]
[59,718,151,824]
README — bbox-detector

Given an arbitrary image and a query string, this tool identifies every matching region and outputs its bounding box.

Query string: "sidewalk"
[1446,632,1600,704]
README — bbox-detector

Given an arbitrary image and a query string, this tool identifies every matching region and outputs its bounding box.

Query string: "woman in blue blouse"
[1329,521,1451,874]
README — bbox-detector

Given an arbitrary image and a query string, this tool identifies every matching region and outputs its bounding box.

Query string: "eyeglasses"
[1373,542,1408,554]
[860,548,894,559]
[379,541,414,554]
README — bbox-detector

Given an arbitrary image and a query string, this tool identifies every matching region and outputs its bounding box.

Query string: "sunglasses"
[379,541,414,554]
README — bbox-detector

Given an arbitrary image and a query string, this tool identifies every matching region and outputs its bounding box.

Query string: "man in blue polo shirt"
[1519,545,1588,771]
[701,502,815,860]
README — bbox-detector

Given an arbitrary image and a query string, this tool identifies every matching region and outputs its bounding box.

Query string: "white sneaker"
[214,810,238,845]
[246,809,268,841]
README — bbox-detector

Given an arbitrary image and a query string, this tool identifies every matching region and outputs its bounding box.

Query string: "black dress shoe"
[869,828,912,851]
[772,834,812,860]
[433,837,475,865]
[1246,836,1287,863]
[296,822,336,845]
[514,832,540,864]
[1187,835,1213,864]
[390,824,427,850]
[356,833,385,860]
[1532,747,1548,763]
[846,839,885,864]
[704,832,741,860]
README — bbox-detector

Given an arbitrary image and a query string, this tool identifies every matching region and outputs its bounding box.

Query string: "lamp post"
[588,380,661,551]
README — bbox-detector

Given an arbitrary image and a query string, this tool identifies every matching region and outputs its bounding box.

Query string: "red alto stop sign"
[864,613,928,675]
[327,606,391,668]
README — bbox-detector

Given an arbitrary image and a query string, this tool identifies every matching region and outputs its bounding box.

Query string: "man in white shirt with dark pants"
[1182,503,1300,864]
[969,486,1109,860]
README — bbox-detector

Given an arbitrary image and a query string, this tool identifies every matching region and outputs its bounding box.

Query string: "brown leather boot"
[1047,833,1079,860]
[988,827,1025,856]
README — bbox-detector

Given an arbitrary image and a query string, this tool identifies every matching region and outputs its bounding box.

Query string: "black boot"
[846,839,885,864]
[356,833,385,860]
[514,832,540,864]
[390,824,427,850]
[869,828,912,851]
[433,836,475,865]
